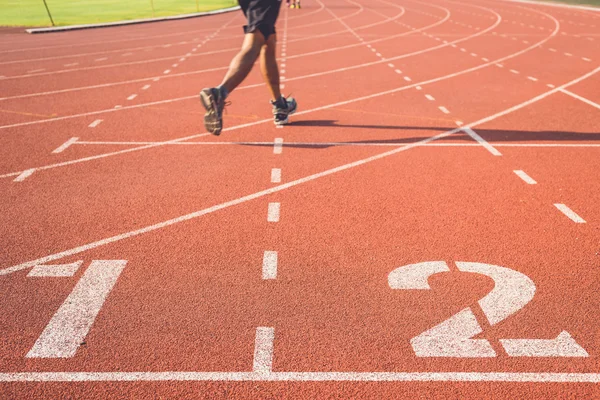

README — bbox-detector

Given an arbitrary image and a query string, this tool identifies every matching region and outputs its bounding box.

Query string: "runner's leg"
[259,33,282,102]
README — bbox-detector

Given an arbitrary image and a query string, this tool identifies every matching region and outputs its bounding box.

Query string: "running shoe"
[271,96,297,126]
[297,1,301,8]
[200,87,227,135]
[290,3,295,8]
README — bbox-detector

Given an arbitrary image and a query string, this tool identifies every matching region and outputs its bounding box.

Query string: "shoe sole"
[200,89,222,136]
[274,103,297,126]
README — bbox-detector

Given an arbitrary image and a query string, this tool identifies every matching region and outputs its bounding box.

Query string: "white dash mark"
[455,120,464,126]
[163,70,171,74]
[28,68,45,73]
[496,63,504,68]
[471,53,478,57]
[527,76,538,82]
[64,63,79,67]
[127,94,137,101]
[142,84,151,90]
[549,48,557,52]
[482,57,489,62]
[395,69,402,74]
[114,105,122,109]
[28,261,83,277]
[271,168,281,183]
[94,57,108,61]
[388,63,395,68]
[274,138,283,154]
[14,169,35,182]
[179,58,186,62]
[415,86,422,90]
[172,64,178,68]
[514,170,537,184]
[438,106,450,114]
[376,53,382,57]
[425,94,435,101]
[463,127,502,156]
[565,53,573,57]
[582,57,591,62]
[253,327,275,373]
[262,251,278,280]
[547,84,555,88]
[88,119,103,128]
[26,260,127,358]
[153,77,160,82]
[52,137,79,154]
[510,69,520,74]
[460,48,467,52]
[404,76,412,82]
[280,84,285,90]
[122,52,132,56]
[267,202,280,222]
[554,204,586,223]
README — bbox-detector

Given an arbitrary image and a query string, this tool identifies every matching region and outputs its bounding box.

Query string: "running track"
[0,0,599,397]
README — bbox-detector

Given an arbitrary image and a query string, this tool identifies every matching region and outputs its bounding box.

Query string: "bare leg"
[259,34,282,102]
[220,32,265,94]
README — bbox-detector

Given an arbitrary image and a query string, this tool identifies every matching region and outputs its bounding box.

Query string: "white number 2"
[388,261,588,358]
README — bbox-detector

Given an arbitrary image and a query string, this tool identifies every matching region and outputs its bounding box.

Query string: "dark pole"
[41,0,55,26]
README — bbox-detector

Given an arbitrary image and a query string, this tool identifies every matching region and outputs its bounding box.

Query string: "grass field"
[0,0,238,27]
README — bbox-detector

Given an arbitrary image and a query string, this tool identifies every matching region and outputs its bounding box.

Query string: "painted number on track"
[388,261,588,358]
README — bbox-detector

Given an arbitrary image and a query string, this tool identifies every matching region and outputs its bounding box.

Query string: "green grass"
[0,0,238,27]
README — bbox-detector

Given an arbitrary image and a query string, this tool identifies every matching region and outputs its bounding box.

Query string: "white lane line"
[14,168,35,182]
[94,57,108,61]
[267,203,280,223]
[52,137,79,154]
[514,170,537,184]
[554,204,586,223]
[28,261,83,277]
[438,106,450,114]
[141,84,151,90]
[527,76,538,81]
[462,127,502,156]
[28,68,45,73]
[114,105,122,109]
[163,69,171,74]
[262,251,278,280]
[274,138,283,154]
[88,119,103,128]
[26,260,127,358]
[127,94,137,101]
[0,371,599,382]
[253,327,275,374]
[122,52,132,56]
[271,168,281,183]
[179,58,186,62]
[64,63,79,67]
[425,94,435,101]
[153,77,160,82]
[559,89,600,110]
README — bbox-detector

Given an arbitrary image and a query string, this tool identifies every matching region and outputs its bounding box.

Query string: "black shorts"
[238,0,282,39]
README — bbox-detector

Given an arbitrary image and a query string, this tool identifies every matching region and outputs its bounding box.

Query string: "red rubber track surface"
[1,0,599,397]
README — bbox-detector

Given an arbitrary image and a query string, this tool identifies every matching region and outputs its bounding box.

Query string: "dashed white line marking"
[163,70,171,74]
[28,261,83,277]
[395,69,402,74]
[172,63,178,68]
[455,120,463,126]
[564,52,573,57]
[14,168,35,182]
[88,119,103,128]
[122,52,132,56]
[376,53,382,57]
[179,58,186,62]
[547,84,555,88]
[127,94,137,101]
[267,202,280,222]
[388,63,395,68]
[471,53,478,57]
[404,76,412,82]
[271,168,281,183]
[482,57,489,62]
[554,204,586,224]
[274,138,283,154]
[26,260,127,358]
[425,94,435,101]
[438,106,450,114]
[549,48,557,52]
[141,84,151,90]
[460,48,467,52]
[510,69,520,74]
[64,63,79,67]
[496,63,504,68]
[582,57,591,62]
[262,251,278,280]
[463,127,502,156]
[527,76,538,82]
[94,57,108,62]
[415,86,422,90]
[514,170,537,184]
[28,68,45,73]
[280,84,285,90]
[153,77,160,82]
[114,105,122,109]
[253,327,275,374]
[52,137,79,154]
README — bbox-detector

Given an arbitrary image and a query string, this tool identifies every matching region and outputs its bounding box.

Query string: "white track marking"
[425,94,435,101]
[554,204,586,223]
[27,261,83,277]
[0,49,595,271]
[388,63,395,68]
[14,169,35,182]
[547,83,555,88]
[510,69,520,74]
[456,262,535,326]
[438,106,450,114]
[52,137,79,154]
[482,57,489,61]
[26,260,127,358]
[163,69,171,74]
[462,127,502,156]
[564,52,573,57]
[527,76,538,81]
[64,63,79,67]
[262,251,278,280]
[404,76,412,82]
[127,94,137,101]
[142,84,151,90]
[28,68,45,73]
[273,138,283,154]
[388,261,449,289]
[455,120,464,126]
[114,105,121,109]
[582,57,591,62]
[0,371,599,383]
[94,57,108,61]
[122,52,132,56]
[395,69,402,74]
[253,327,275,374]
[514,170,537,184]
[172,64,178,68]
[267,203,280,223]
[501,331,589,357]
[271,169,281,184]
[559,89,600,110]
[88,119,103,128]
[549,48,557,52]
